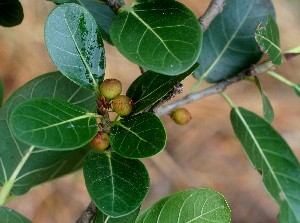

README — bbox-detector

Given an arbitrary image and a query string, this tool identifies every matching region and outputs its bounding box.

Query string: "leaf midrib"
[202,3,254,79]
[20,113,95,134]
[234,108,296,218]
[123,5,180,63]
[62,7,98,88]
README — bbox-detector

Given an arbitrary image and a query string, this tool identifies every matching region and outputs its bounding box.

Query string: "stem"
[199,0,226,32]
[76,201,97,223]
[220,92,236,108]
[0,146,34,205]
[266,71,295,87]
[154,60,275,117]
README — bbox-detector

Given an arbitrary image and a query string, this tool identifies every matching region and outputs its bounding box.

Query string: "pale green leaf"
[231,107,300,223]
[255,15,282,66]
[254,76,274,123]
[45,4,105,90]
[0,72,96,195]
[285,45,300,54]
[75,0,118,44]
[136,189,231,223]
[110,112,166,158]
[0,207,31,223]
[84,152,149,217]
[10,98,98,150]
[110,1,202,76]
[194,0,275,82]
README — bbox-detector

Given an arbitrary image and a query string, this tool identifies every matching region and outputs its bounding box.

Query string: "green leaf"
[109,1,202,76]
[76,0,116,44]
[254,76,274,123]
[0,0,23,27]
[127,64,198,114]
[110,112,166,158]
[93,206,139,223]
[0,76,4,106]
[45,4,105,91]
[0,207,31,223]
[255,15,282,66]
[0,72,95,195]
[294,84,300,97]
[84,152,149,217]
[194,0,275,82]
[10,98,98,150]
[136,188,231,223]
[231,107,300,223]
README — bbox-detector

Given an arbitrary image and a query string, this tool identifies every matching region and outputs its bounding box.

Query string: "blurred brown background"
[1,0,300,222]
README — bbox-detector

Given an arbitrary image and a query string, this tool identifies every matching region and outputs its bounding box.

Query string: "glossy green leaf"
[231,107,300,223]
[0,0,23,27]
[0,207,31,223]
[110,1,202,76]
[127,64,198,114]
[254,76,274,123]
[45,4,105,90]
[0,76,4,106]
[93,206,139,223]
[294,84,300,97]
[110,112,166,158]
[194,0,275,82]
[255,15,282,66]
[10,98,98,150]
[136,189,231,223]
[76,0,116,43]
[0,72,96,195]
[84,152,149,217]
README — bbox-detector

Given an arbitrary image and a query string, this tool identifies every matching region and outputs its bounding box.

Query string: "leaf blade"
[254,76,274,123]
[93,206,139,223]
[0,0,24,27]
[84,152,149,217]
[110,112,166,158]
[10,98,98,150]
[255,15,282,66]
[127,64,198,114]
[0,207,31,223]
[194,0,275,82]
[0,72,96,195]
[110,1,202,75]
[45,3,105,90]
[136,189,231,223]
[231,107,300,223]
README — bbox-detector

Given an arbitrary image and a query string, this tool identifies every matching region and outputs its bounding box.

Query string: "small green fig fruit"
[170,108,192,125]
[90,132,110,151]
[99,78,122,99]
[112,95,133,116]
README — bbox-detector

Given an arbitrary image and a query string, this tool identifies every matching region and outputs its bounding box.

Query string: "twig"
[154,61,274,117]
[76,201,97,223]
[199,0,226,32]
[104,0,122,14]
